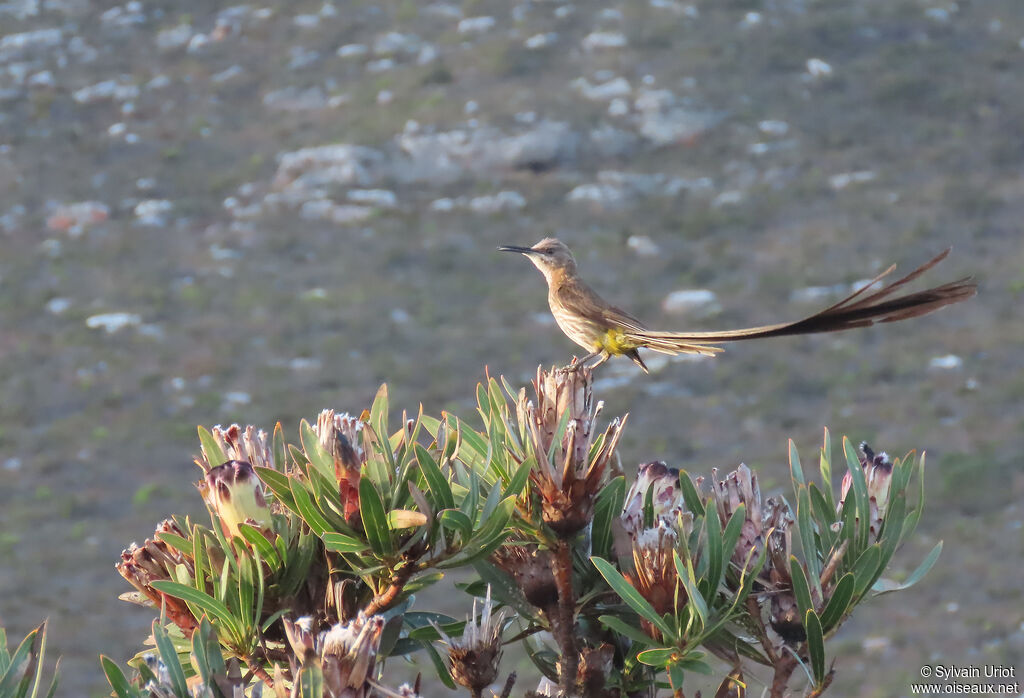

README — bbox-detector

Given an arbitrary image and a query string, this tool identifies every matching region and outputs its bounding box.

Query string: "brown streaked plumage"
[498,238,976,373]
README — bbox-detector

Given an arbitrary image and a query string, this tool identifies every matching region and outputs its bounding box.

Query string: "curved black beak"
[497,245,535,254]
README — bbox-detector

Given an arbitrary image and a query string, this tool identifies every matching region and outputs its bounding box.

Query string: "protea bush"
[6,365,940,698]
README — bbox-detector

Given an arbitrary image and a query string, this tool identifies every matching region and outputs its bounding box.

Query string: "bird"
[498,237,976,373]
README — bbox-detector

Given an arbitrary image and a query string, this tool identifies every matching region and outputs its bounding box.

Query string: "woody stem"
[551,539,578,696]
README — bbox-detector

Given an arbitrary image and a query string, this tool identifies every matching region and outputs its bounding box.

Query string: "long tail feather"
[622,249,975,354]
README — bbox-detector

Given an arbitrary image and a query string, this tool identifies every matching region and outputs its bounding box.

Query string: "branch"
[551,540,579,697]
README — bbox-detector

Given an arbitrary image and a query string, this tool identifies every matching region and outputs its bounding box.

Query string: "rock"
[293,14,321,28]
[274,144,385,190]
[45,298,71,314]
[582,31,627,50]
[805,57,833,79]
[740,11,762,27]
[712,190,743,207]
[366,58,395,73]
[572,76,631,101]
[525,32,558,49]
[929,354,963,370]
[337,43,368,58]
[829,170,875,190]
[468,191,526,213]
[72,79,140,104]
[395,120,578,182]
[156,24,192,51]
[637,106,725,146]
[288,46,320,69]
[299,200,376,224]
[373,31,421,55]
[133,199,173,225]
[86,312,141,333]
[211,65,244,83]
[458,16,496,34]
[0,28,62,61]
[608,98,629,116]
[588,124,639,157]
[567,183,628,209]
[662,288,719,315]
[758,119,789,136]
[627,235,661,256]
[46,201,110,235]
[263,86,328,111]
[347,189,397,208]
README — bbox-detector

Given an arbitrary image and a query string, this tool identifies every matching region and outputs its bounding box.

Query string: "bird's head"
[498,237,577,281]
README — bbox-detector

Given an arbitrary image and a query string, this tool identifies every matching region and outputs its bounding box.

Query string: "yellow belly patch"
[597,329,636,354]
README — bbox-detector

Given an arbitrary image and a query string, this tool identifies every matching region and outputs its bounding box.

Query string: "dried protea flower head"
[195,424,275,472]
[314,410,366,526]
[283,616,320,665]
[617,463,694,631]
[517,365,626,537]
[321,612,385,698]
[435,586,507,696]
[626,521,683,619]
[840,442,894,539]
[709,465,800,644]
[491,544,559,612]
[709,464,793,580]
[198,460,271,539]
[577,644,615,697]
[621,461,691,537]
[116,519,198,635]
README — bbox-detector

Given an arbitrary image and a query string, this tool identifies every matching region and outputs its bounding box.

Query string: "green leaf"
[805,610,826,686]
[0,625,40,697]
[415,445,455,511]
[673,551,707,631]
[419,639,457,689]
[152,620,188,697]
[100,656,135,698]
[197,426,226,467]
[322,532,370,553]
[597,615,656,647]
[789,556,814,623]
[151,582,237,636]
[439,509,473,541]
[636,648,677,667]
[591,557,673,640]
[503,457,533,499]
[473,562,538,621]
[850,544,882,599]
[300,420,334,481]
[704,501,724,594]
[253,466,297,511]
[819,573,855,631]
[296,663,325,698]
[796,486,822,596]
[873,541,942,595]
[359,478,393,555]
[288,479,330,536]
[809,484,837,551]
[789,439,806,487]
[237,524,279,567]
[843,437,871,551]
[676,470,706,517]
[592,477,626,560]
[819,427,835,511]
[677,654,714,675]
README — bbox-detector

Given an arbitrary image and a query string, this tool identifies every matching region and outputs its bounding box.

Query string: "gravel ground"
[1,0,1022,695]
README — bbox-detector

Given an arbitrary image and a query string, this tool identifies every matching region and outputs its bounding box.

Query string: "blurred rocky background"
[0,0,1021,695]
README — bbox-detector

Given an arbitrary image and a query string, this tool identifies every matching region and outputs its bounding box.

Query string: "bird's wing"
[633,249,976,344]
[555,277,649,331]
